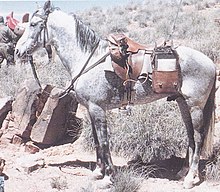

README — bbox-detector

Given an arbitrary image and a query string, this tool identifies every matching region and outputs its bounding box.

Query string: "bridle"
[31,10,50,50]
[25,10,51,90]
[26,9,110,99]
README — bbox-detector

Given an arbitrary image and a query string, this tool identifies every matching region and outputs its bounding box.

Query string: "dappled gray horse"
[15,0,216,189]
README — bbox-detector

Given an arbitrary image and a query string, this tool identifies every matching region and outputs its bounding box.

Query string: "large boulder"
[10,79,42,138]
[6,79,82,148]
[0,97,13,127]
[30,87,79,145]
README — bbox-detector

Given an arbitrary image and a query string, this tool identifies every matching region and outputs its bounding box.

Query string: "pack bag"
[151,46,180,94]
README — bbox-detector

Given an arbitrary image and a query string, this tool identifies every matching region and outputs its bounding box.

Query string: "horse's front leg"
[88,103,114,179]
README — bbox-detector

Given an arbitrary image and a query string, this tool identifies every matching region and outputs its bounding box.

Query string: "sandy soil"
[0,125,220,192]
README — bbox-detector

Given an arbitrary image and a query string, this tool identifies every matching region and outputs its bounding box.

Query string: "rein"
[28,54,42,89]
[28,40,110,99]
[58,40,109,98]
[26,9,110,99]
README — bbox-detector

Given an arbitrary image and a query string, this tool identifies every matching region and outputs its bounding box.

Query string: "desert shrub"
[76,0,220,64]
[82,100,187,162]
[110,167,147,192]
[0,48,70,98]
[109,100,187,162]
[79,183,95,192]
[0,64,23,97]
[50,176,68,191]
[205,148,220,181]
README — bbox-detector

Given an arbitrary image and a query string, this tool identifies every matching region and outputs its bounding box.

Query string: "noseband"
[32,11,50,49]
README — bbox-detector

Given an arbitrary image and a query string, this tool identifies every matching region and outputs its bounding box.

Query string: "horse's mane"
[71,14,100,53]
[32,5,100,53]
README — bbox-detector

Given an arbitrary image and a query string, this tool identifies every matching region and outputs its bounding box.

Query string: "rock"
[11,79,41,138]
[0,97,13,128]
[25,141,40,154]
[16,154,45,174]
[11,134,23,145]
[1,111,12,131]
[30,88,79,145]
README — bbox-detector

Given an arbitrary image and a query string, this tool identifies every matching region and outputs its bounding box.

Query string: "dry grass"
[50,176,68,191]
[110,167,144,192]
[82,100,186,162]
[205,146,220,181]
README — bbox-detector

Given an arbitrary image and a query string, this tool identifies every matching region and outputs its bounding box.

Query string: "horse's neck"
[48,11,106,77]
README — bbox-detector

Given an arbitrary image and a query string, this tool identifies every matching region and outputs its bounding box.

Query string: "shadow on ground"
[128,155,209,183]
[47,155,209,182]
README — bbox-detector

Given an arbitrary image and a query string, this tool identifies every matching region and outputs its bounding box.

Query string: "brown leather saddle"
[107,33,180,103]
[107,33,147,81]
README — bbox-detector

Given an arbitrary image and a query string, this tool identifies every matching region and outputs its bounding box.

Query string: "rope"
[167,0,183,41]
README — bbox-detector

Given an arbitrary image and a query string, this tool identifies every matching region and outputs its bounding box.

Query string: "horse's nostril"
[15,49,20,56]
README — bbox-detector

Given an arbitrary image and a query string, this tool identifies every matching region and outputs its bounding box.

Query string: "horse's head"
[15,0,52,58]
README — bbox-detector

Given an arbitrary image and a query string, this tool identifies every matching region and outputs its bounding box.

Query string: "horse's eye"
[30,22,36,27]
[40,23,45,28]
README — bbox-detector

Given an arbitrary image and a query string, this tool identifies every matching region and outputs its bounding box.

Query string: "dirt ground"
[0,79,220,192]
[1,137,219,192]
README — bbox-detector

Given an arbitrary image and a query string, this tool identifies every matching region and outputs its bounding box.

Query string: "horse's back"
[176,46,215,70]
[176,46,216,105]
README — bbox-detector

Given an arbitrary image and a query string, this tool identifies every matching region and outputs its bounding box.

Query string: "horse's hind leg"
[176,96,203,188]
[176,97,195,177]
[184,105,204,188]
[88,103,114,179]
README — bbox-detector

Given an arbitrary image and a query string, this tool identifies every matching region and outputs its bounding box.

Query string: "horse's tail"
[201,76,216,158]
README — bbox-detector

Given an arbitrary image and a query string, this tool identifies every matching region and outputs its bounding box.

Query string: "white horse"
[15,0,216,189]
[14,22,53,63]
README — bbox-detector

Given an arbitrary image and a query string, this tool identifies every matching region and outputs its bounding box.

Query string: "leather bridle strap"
[28,54,42,89]
[58,40,109,98]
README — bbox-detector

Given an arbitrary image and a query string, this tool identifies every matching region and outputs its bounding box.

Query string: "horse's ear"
[43,0,51,14]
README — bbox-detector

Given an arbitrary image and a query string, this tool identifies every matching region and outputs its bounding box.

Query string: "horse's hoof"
[94,176,112,190]
[91,167,104,180]
[183,179,194,189]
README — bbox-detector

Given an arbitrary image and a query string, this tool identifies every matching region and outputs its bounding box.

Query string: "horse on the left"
[0,12,52,67]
